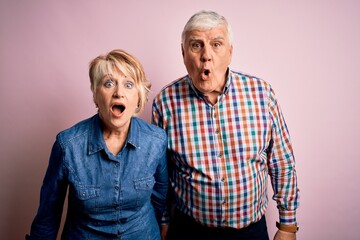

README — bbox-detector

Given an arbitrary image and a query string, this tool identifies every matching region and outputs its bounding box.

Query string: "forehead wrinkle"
[188,32,226,41]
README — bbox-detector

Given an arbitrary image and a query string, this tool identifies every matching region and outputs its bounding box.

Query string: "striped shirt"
[152,70,299,229]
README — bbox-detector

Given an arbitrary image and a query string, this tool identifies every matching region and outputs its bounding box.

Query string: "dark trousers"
[167,209,269,240]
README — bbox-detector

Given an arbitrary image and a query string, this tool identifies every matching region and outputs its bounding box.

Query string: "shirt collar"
[88,114,139,155]
[125,118,140,148]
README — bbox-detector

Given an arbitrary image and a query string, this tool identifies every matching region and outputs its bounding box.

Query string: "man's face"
[182,25,233,97]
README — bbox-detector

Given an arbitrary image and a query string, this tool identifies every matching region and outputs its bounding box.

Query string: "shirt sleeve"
[267,87,300,225]
[152,97,164,128]
[151,98,171,225]
[26,138,68,240]
[151,135,169,225]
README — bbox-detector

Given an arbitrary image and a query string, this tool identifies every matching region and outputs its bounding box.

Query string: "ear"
[228,45,233,64]
[181,44,184,57]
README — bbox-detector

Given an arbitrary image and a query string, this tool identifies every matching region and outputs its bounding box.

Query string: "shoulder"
[131,117,167,141]
[231,70,269,86]
[56,115,97,146]
[230,70,273,93]
[153,75,194,109]
[156,75,189,95]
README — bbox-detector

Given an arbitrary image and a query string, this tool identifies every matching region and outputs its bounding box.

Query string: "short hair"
[181,10,233,45]
[89,49,151,114]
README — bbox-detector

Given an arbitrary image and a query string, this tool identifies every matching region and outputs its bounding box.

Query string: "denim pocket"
[72,185,100,213]
[133,176,155,207]
[134,176,155,190]
[76,185,100,200]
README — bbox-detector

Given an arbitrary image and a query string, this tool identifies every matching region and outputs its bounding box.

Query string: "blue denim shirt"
[27,114,168,240]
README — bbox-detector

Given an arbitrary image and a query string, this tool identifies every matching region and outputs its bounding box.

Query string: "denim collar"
[88,114,139,155]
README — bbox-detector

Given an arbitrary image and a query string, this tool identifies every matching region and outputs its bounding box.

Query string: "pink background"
[1,1,359,239]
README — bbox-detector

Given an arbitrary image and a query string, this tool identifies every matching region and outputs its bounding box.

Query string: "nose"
[113,86,124,98]
[201,45,212,62]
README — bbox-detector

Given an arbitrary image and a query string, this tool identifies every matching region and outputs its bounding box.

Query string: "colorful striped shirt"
[152,70,299,228]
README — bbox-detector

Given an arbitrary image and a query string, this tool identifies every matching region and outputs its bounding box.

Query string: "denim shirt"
[27,114,168,240]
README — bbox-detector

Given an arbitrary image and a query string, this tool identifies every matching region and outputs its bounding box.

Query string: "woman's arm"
[26,139,68,240]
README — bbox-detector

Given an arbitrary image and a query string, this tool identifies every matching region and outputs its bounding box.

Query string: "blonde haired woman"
[27,49,168,240]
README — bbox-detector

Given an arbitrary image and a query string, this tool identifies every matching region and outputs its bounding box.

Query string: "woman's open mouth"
[111,103,126,117]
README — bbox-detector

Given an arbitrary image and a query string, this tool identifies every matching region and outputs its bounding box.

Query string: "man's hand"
[161,224,169,240]
[274,230,296,240]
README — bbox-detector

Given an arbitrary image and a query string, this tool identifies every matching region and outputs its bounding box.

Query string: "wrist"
[276,222,299,233]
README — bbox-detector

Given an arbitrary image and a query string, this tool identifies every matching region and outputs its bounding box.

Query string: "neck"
[103,128,129,156]
[205,92,220,105]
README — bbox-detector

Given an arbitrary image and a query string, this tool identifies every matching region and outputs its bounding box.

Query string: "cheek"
[93,92,100,104]
[131,93,140,107]
[184,58,199,75]
[94,92,109,108]
[183,51,197,64]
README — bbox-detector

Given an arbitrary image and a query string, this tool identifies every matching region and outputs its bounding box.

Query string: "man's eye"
[104,79,115,88]
[213,42,222,48]
[124,81,134,89]
[191,42,202,49]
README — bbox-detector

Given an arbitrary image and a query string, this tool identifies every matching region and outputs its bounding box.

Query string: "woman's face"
[94,70,139,132]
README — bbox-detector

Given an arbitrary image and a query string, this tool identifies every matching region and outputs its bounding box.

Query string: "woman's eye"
[124,81,134,89]
[104,79,115,88]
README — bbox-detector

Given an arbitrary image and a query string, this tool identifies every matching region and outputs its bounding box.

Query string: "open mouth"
[111,104,126,116]
[201,69,211,79]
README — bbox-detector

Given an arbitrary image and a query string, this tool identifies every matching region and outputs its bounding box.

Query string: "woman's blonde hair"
[89,49,151,113]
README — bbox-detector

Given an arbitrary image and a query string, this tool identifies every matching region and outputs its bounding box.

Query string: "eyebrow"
[188,36,225,42]
[189,36,203,41]
[211,36,225,41]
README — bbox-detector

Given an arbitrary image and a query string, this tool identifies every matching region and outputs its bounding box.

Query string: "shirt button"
[115,186,119,190]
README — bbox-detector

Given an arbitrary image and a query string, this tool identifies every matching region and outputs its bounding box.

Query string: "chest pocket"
[133,176,155,207]
[72,185,100,213]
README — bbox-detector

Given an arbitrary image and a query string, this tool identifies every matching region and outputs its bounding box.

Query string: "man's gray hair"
[181,10,233,44]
